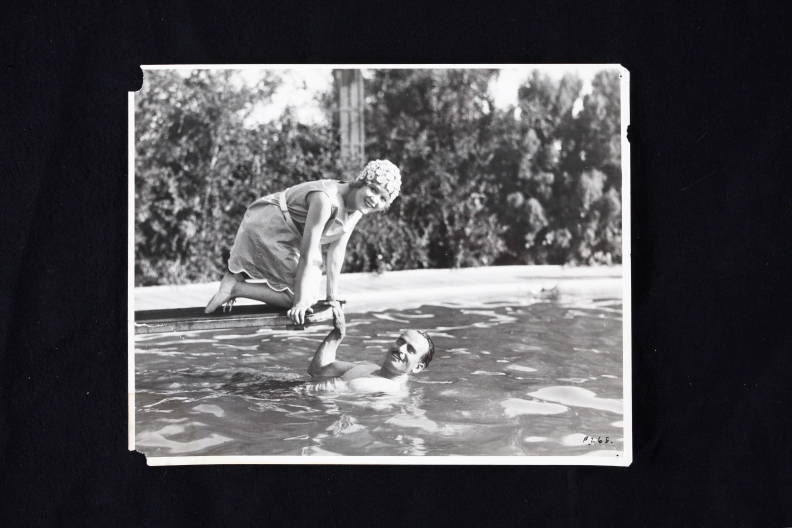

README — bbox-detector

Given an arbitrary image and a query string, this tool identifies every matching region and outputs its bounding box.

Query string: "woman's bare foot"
[204,272,240,313]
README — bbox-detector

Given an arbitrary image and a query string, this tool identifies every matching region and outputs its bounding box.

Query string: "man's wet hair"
[416,330,435,367]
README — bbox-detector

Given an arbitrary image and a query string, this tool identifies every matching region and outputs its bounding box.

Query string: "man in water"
[307,303,435,393]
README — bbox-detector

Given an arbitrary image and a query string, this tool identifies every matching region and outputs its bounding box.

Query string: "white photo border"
[128,64,632,467]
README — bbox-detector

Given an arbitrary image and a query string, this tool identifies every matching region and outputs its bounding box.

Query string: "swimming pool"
[134,291,624,461]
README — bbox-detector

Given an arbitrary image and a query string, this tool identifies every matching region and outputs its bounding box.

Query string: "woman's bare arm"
[288,192,332,324]
[324,214,360,301]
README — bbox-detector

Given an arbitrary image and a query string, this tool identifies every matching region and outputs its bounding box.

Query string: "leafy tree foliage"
[134,68,622,285]
[498,69,623,265]
[359,69,506,270]
[135,70,340,285]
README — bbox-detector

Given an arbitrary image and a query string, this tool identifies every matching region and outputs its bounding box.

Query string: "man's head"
[381,329,435,376]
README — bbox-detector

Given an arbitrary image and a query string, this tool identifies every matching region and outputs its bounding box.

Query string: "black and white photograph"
[8,2,792,524]
[129,64,630,464]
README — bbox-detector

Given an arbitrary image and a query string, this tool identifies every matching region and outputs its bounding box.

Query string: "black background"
[2,2,791,526]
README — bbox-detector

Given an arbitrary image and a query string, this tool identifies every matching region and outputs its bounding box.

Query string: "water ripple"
[135,296,624,457]
[528,386,622,414]
[501,398,569,417]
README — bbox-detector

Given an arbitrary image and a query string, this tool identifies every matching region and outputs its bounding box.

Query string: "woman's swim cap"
[356,159,402,204]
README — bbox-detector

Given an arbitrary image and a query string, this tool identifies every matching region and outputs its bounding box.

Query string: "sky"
[237,65,612,127]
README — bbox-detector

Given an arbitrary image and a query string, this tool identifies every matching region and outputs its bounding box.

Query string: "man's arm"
[307,304,356,378]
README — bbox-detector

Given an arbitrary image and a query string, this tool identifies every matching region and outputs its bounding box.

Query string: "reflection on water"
[135,295,624,457]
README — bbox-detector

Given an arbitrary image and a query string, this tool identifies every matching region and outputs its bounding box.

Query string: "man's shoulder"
[342,364,406,394]
[346,375,404,394]
[341,362,380,380]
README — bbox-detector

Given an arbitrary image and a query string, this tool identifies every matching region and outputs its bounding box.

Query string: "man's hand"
[287,303,314,325]
[331,304,346,336]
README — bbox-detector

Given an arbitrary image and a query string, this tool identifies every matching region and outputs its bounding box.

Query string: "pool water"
[134,295,624,458]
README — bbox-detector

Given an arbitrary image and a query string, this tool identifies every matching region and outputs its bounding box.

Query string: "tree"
[499,69,622,265]
[358,69,506,270]
[134,68,623,286]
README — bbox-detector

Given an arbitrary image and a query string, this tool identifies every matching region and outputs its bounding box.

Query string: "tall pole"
[334,69,365,167]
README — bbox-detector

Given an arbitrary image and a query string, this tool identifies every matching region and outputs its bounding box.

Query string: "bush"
[134,68,622,285]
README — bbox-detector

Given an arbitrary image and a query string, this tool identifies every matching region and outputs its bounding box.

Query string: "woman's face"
[354,182,391,214]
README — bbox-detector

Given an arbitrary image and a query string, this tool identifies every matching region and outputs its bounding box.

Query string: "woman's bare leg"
[205,271,293,313]
[231,281,293,308]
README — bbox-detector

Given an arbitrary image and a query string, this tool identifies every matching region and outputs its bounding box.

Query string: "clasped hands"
[287,299,345,326]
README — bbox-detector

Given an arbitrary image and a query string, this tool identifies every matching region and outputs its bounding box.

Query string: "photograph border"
[127,64,632,467]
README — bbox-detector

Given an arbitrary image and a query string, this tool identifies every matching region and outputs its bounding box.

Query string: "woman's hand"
[287,303,314,325]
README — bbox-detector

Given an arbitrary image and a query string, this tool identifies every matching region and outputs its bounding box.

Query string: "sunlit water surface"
[135,294,623,458]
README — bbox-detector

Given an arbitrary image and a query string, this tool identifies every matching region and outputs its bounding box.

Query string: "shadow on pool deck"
[134,265,623,313]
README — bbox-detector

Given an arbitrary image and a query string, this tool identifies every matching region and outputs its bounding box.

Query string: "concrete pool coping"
[134,265,623,314]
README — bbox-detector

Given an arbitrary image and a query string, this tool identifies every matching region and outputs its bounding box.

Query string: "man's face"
[381,330,430,375]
